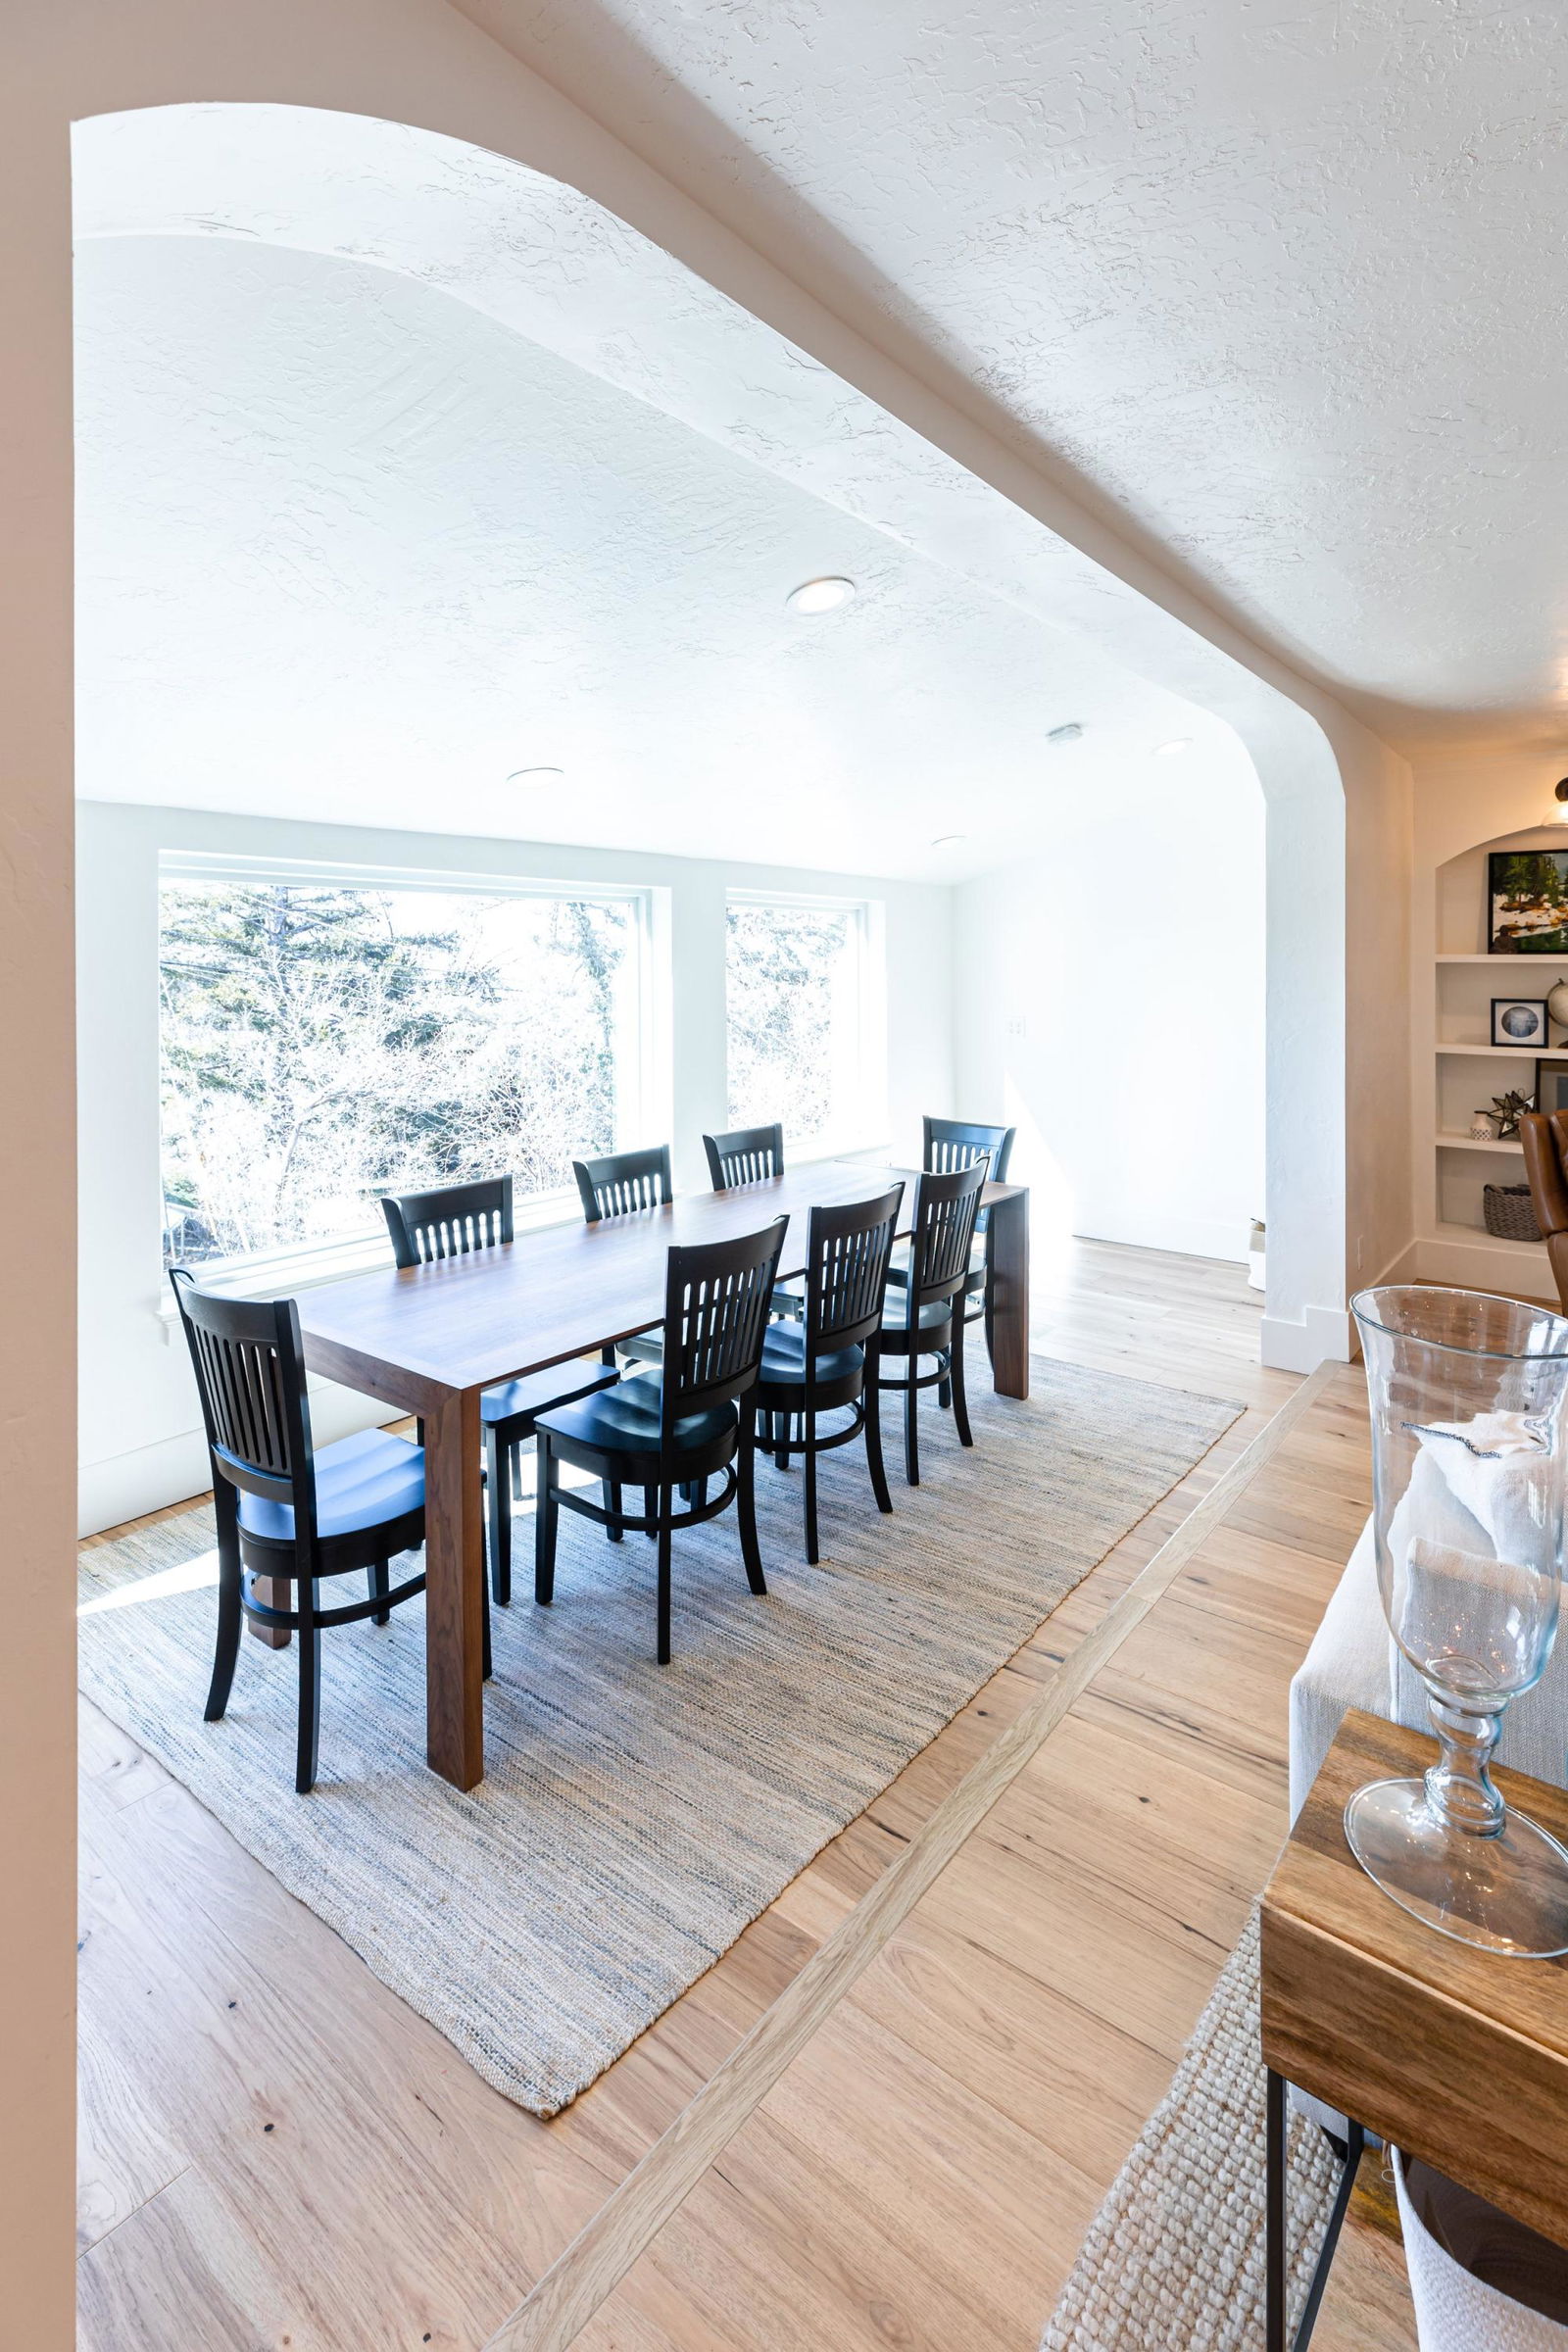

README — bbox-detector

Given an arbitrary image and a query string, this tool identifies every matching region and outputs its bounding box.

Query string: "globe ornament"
[1548,977,1568,1038]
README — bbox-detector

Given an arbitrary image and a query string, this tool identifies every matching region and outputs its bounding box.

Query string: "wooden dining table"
[294,1160,1029,1788]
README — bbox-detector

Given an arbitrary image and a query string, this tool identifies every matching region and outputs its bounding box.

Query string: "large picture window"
[725,893,881,1152]
[159,861,652,1268]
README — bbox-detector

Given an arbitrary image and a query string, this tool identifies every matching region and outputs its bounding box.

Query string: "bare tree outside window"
[160,880,636,1265]
[725,899,864,1144]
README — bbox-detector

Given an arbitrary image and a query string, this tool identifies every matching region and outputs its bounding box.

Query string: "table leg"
[985,1189,1030,1399]
[422,1386,485,1789]
[247,1576,290,1648]
[1266,2066,1287,2352]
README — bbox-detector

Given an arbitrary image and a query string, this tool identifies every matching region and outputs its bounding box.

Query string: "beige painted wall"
[7,3,1415,2333]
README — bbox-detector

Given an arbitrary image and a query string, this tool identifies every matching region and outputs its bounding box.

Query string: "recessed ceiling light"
[506,765,564,784]
[1154,737,1194,757]
[786,576,857,615]
[1046,721,1084,745]
[930,833,968,849]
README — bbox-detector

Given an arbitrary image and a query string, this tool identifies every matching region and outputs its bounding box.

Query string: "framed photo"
[1493,997,1548,1048]
[1537,1058,1568,1117]
[1490,851,1568,953]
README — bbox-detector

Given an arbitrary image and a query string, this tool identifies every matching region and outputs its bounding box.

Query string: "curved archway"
[73,99,1354,1367]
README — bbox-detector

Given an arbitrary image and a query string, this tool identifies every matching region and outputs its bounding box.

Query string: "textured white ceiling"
[74,230,1235,879]
[454,0,1568,750]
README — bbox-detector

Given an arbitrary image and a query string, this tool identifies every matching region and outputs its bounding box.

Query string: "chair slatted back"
[662,1218,788,1429]
[909,1161,988,1307]
[382,1175,513,1268]
[169,1270,314,1513]
[703,1123,784,1191]
[807,1185,905,1354]
[923,1114,1014,1235]
[574,1145,672,1224]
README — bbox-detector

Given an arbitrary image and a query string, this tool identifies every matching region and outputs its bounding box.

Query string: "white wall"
[953,740,1266,1273]
[78,798,953,1535]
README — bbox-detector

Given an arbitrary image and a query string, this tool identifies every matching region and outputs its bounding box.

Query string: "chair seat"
[535,1369,735,1459]
[880,1294,957,1333]
[757,1327,865,1391]
[480,1362,617,1431]
[237,1427,424,1544]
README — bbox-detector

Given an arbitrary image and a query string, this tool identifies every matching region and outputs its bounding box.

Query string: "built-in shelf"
[1435,1041,1550,1057]
[1437,954,1568,965]
[1436,1131,1525,1154]
[1431,1218,1547,1256]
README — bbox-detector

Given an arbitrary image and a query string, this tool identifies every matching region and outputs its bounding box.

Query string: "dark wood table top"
[1262,1708,1568,2250]
[296,1160,1023,1410]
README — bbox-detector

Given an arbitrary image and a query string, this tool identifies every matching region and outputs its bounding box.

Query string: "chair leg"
[950,1315,974,1448]
[904,1358,920,1487]
[803,1407,820,1565]
[368,1555,391,1627]
[205,1518,244,1722]
[484,1423,512,1606]
[295,1578,321,1794]
[644,1485,658,1541]
[737,1423,767,1595]
[777,1412,791,1473]
[482,1577,493,1682]
[863,1380,893,1516]
[535,1435,559,1605]
[656,1487,673,1663]
[604,1479,623,1543]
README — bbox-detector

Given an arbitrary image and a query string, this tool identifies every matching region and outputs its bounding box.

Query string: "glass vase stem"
[1423,1692,1505,1838]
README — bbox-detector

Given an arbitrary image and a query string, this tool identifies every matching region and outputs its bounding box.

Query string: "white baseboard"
[1260,1302,1352,1373]
[1071,1209,1248,1264]
[78,1383,401,1537]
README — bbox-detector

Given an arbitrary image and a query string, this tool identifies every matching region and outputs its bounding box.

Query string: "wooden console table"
[1260,1709,1568,2349]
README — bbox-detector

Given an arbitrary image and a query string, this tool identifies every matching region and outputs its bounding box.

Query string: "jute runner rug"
[1042,1908,1341,2350]
[80,1358,1238,2115]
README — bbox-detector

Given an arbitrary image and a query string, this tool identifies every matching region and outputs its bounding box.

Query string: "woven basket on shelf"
[1484,1182,1544,1244]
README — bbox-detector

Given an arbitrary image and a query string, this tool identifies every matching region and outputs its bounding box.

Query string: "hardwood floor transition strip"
[484,1357,1341,2352]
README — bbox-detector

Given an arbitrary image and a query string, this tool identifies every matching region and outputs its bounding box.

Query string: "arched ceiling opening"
[72,104,1250,881]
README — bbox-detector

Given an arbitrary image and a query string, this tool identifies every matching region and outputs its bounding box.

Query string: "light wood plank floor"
[77,1241,1415,2349]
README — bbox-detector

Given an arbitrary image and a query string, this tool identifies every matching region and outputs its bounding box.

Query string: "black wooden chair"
[169,1268,439,1793]
[380,1175,617,1606]
[572,1145,672,1372]
[701,1122,804,1319]
[888,1115,1016,1391]
[874,1158,988,1487]
[702,1123,783,1189]
[753,1184,904,1562]
[533,1217,787,1662]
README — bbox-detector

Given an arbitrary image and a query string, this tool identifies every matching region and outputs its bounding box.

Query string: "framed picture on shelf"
[1492,997,1549,1048]
[1536,1058,1568,1118]
[1490,851,1568,953]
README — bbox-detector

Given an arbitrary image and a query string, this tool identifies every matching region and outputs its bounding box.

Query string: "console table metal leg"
[1266,2066,1287,2352]
[1265,2068,1367,2352]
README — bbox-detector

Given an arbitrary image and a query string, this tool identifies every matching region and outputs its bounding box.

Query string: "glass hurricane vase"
[1349,1285,1568,1958]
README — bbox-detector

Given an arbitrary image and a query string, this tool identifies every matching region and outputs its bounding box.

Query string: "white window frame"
[156,849,669,1303]
[723,888,888,1159]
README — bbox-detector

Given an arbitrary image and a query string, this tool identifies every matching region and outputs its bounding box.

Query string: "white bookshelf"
[1415,829,1568,1285]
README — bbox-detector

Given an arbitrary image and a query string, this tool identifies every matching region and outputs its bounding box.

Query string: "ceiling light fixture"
[506,765,564,784]
[930,833,968,849]
[1154,736,1194,757]
[786,576,857,615]
[1046,721,1084,745]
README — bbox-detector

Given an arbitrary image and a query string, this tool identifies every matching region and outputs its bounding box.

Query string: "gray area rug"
[1042,1909,1340,2351]
[79,1359,1239,2115]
